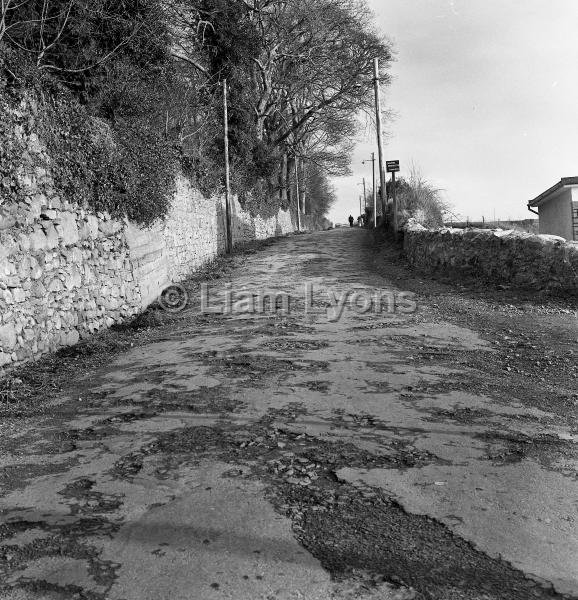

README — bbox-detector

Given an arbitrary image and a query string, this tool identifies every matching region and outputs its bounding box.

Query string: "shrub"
[388,165,450,229]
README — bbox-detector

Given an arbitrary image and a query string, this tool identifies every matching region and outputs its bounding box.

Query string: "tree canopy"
[1,0,393,221]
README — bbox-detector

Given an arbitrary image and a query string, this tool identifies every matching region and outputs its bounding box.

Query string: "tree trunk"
[286,155,295,207]
[299,159,306,214]
[256,116,266,142]
[279,153,288,205]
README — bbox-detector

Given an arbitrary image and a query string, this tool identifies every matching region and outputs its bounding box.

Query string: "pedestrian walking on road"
[348,215,354,227]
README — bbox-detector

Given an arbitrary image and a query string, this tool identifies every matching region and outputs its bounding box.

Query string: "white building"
[528,177,578,241]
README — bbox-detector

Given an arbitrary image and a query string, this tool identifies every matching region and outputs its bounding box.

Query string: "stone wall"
[125,177,296,310]
[403,221,578,296]
[0,97,299,370]
[0,202,143,369]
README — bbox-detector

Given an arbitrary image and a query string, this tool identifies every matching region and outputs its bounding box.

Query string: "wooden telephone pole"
[373,58,387,227]
[299,159,306,215]
[363,153,377,228]
[294,157,301,232]
[223,79,233,254]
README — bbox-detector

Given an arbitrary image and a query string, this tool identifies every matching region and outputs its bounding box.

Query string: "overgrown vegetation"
[386,165,450,228]
[0,0,392,224]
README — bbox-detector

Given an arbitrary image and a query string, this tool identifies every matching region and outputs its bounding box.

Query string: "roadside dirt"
[368,233,577,422]
[0,229,576,600]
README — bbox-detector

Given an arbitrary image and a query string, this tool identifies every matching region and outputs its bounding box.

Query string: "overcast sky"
[328,0,578,224]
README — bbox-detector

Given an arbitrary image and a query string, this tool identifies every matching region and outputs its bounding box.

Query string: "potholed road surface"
[0,228,576,600]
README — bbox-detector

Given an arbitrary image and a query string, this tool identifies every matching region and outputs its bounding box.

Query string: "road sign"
[386,160,400,173]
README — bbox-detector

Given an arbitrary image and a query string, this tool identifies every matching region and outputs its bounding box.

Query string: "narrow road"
[0,228,576,600]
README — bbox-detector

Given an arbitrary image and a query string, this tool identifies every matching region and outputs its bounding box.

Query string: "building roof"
[528,177,578,207]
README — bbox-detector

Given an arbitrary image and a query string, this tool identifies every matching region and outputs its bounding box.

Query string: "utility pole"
[294,157,301,232]
[359,195,362,216]
[363,153,377,228]
[223,79,233,254]
[300,159,306,215]
[373,58,388,230]
[362,177,366,212]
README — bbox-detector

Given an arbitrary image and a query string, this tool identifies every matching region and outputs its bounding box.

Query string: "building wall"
[538,189,573,240]
[570,188,578,243]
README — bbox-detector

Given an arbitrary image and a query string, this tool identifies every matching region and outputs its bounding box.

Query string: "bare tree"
[1,0,163,75]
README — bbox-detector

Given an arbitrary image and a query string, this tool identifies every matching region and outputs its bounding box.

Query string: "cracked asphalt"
[0,228,576,600]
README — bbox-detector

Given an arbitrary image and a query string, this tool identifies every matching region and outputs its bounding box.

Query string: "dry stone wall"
[0,98,298,370]
[403,221,578,296]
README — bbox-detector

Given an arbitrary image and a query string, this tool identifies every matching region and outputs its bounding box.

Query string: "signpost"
[386,160,400,173]
[386,160,400,239]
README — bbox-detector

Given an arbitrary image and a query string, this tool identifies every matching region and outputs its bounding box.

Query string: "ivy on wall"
[0,78,178,227]
[38,92,178,225]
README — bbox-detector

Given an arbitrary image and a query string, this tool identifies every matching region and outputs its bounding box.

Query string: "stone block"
[80,215,100,240]
[99,219,122,237]
[28,193,46,216]
[41,208,58,220]
[0,351,12,367]
[47,277,63,293]
[17,256,32,279]
[30,229,48,252]
[0,323,17,350]
[2,275,20,288]
[64,265,82,290]
[12,288,26,303]
[55,213,79,246]
[49,196,62,210]
[31,280,46,298]
[68,247,83,263]
[30,257,43,280]
[18,233,31,253]
[42,222,59,249]
[61,329,80,346]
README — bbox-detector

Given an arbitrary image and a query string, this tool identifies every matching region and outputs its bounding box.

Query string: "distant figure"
[357,215,363,227]
[348,215,354,227]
